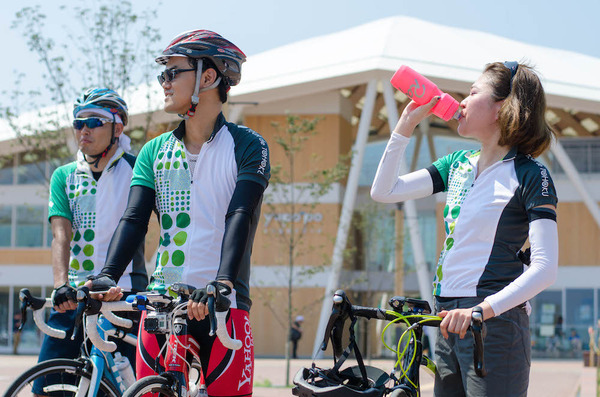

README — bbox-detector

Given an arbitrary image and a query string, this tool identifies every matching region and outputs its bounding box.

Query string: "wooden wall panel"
[0,249,51,264]
[253,203,341,267]
[556,202,600,266]
[244,114,349,183]
[250,287,323,357]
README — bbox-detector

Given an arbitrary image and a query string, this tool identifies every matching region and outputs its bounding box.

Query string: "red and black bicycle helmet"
[156,29,246,86]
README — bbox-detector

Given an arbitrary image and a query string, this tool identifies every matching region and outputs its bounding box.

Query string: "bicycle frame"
[86,316,138,395]
[121,283,241,397]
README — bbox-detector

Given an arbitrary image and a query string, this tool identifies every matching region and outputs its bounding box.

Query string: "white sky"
[1,0,599,112]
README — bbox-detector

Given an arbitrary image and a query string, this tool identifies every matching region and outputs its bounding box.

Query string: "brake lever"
[471,306,487,377]
[207,284,217,337]
[320,290,350,353]
[17,298,29,332]
[71,300,86,341]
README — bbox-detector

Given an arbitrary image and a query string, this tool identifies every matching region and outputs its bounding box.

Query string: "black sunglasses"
[503,61,519,88]
[157,68,196,85]
[73,117,112,130]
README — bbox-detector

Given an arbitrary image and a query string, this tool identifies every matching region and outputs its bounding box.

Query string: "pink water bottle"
[390,65,461,121]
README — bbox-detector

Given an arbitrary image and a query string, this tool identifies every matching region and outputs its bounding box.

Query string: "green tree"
[1,1,162,183]
[258,114,348,386]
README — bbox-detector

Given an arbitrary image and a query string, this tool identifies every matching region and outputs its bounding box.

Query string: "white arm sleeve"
[484,218,558,316]
[370,133,434,203]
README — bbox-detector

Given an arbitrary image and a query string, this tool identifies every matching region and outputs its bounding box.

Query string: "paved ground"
[0,355,595,396]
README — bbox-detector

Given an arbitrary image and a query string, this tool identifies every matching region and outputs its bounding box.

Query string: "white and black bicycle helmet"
[292,365,390,397]
[73,88,129,167]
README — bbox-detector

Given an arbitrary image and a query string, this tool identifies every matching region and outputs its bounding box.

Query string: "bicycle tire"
[122,375,176,397]
[3,358,120,397]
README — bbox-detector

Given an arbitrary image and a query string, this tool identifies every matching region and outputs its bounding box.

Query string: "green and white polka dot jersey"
[48,150,143,290]
[131,115,270,304]
[431,150,475,295]
[428,148,557,298]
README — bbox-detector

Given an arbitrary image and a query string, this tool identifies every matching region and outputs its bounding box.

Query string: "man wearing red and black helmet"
[88,30,269,396]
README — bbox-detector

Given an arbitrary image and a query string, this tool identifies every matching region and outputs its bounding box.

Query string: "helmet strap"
[83,115,118,169]
[328,316,369,388]
[179,58,223,119]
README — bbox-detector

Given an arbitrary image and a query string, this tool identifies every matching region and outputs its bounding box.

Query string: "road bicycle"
[83,282,242,397]
[292,290,486,397]
[4,287,139,397]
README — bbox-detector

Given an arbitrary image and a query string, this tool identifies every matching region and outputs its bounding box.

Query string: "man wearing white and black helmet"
[34,88,146,394]
[89,31,270,396]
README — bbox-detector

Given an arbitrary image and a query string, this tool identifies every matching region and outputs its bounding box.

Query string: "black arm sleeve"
[101,185,155,283]
[216,180,265,282]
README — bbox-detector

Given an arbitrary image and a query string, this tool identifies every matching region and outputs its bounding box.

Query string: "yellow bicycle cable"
[379,312,442,390]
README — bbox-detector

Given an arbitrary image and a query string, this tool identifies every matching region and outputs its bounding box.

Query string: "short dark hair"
[187,58,229,103]
[484,62,556,158]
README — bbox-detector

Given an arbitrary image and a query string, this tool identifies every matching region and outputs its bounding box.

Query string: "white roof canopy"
[2,16,599,143]
[230,16,600,113]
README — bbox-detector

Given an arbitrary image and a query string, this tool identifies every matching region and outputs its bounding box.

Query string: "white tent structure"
[227,16,600,356]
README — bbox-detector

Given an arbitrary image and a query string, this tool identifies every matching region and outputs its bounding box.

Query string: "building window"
[403,211,438,272]
[17,151,47,185]
[16,205,44,247]
[0,155,15,185]
[360,206,396,272]
[552,138,600,174]
[530,290,562,355]
[0,287,9,347]
[0,206,11,247]
[566,288,594,351]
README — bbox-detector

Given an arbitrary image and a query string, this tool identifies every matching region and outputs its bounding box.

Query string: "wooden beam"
[347,84,367,108]
[573,112,600,135]
[551,108,591,137]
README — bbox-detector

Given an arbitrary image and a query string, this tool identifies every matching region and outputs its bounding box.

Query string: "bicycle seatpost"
[471,306,487,377]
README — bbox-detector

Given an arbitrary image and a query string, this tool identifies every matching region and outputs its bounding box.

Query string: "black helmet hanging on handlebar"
[292,365,390,397]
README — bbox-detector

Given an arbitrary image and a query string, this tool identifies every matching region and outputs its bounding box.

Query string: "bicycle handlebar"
[321,290,486,378]
[19,289,66,339]
[19,287,137,352]
[131,282,243,351]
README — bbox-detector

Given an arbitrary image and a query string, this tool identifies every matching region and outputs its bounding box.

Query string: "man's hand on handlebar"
[188,280,233,321]
[51,283,77,313]
[438,301,495,339]
[84,274,123,302]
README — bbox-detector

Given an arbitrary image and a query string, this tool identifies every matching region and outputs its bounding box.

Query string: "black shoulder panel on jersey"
[122,152,136,169]
[514,153,558,211]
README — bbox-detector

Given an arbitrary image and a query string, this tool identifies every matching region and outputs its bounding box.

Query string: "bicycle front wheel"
[122,375,176,397]
[3,358,120,397]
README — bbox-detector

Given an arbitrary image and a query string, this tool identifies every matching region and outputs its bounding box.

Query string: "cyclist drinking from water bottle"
[87,30,270,397]
[36,88,147,394]
[371,62,558,396]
